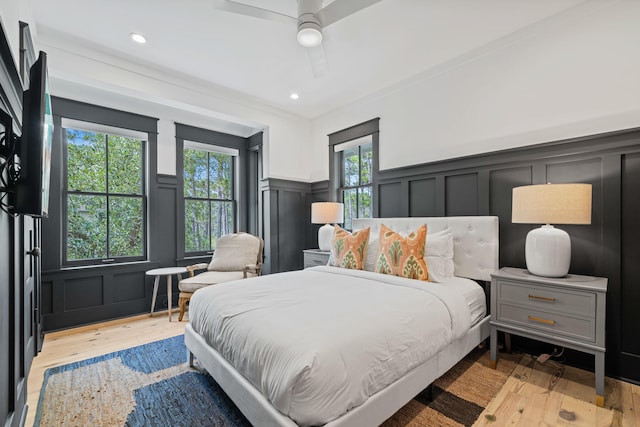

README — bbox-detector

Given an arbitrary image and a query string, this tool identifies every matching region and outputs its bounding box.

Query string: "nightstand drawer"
[303,250,330,268]
[497,279,595,317]
[497,302,596,342]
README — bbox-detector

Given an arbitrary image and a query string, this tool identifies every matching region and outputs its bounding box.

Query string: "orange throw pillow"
[375,224,429,281]
[328,225,370,270]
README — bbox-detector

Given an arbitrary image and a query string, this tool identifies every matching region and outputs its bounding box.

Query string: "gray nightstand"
[303,249,330,268]
[489,267,607,407]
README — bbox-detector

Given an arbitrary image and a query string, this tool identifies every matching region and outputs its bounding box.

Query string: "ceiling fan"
[212,0,384,77]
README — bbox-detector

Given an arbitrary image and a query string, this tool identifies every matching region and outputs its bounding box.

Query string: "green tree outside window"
[65,128,145,263]
[184,147,235,253]
[341,141,373,230]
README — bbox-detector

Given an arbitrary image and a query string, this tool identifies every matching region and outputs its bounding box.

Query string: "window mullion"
[105,134,110,258]
[358,145,362,187]
[208,152,213,251]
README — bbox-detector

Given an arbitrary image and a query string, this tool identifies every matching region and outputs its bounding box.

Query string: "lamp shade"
[512,183,592,278]
[311,202,344,224]
[312,202,343,251]
[512,183,592,225]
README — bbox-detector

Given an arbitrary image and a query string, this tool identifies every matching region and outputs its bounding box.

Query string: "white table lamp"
[312,202,344,251]
[512,183,592,278]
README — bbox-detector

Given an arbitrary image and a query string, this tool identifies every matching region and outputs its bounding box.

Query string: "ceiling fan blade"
[315,0,384,28]
[307,44,329,78]
[212,0,297,25]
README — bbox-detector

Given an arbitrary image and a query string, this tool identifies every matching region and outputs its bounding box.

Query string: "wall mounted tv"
[11,51,54,217]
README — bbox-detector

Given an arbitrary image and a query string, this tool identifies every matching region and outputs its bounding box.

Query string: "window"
[329,118,379,231]
[336,137,373,230]
[64,122,146,265]
[183,142,236,254]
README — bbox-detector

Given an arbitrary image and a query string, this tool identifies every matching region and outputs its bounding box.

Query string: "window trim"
[328,118,380,220]
[62,127,148,267]
[338,142,373,229]
[175,122,250,262]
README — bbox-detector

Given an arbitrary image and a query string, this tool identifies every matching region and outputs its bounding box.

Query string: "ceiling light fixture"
[130,33,147,44]
[297,21,322,47]
[290,93,300,100]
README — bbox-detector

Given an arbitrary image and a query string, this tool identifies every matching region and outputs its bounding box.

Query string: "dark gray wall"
[0,19,31,427]
[260,178,314,274]
[40,109,264,331]
[325,127,639,382]
[40,97,162,331]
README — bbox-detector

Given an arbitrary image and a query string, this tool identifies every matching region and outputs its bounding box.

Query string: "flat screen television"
[11,51,54,217]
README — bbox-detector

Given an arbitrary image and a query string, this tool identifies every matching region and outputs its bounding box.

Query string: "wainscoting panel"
[379,182,403,217]
[488,166,532,267]
[309,181,330,249]
[279,191,305,272]
[41,280,53,315]
[260,178,314,274]
[352,127,640,381]
[157,175,178,266]
[621,152,640,380]
[546,157,604,275]
[409,178,437,217]
[41,262,161,331]
[64,276,103,311]
[113,271,146,302]
[445,173,479,216]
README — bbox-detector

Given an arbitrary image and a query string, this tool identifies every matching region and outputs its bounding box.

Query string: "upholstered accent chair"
[178,232,264,321]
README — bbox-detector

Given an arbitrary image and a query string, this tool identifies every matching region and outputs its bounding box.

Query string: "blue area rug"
[35,335,251,427]
[35,335,520,426]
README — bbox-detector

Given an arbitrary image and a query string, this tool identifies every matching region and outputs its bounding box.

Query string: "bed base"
[185,315,490,427]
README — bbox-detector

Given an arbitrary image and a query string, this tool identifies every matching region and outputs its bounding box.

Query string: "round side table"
[146,267,188,321]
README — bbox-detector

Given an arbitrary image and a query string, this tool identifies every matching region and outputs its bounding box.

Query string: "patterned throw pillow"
[375,224,429,281]
[328,225,370,270]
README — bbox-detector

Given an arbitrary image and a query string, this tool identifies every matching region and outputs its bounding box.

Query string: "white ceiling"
[32,0,585,119]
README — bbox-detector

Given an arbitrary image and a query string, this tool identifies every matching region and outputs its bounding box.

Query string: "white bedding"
[444,276,487,326]
[189,266,484,426]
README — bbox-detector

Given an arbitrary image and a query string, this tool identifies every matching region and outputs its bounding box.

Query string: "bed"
[185,216,499,427]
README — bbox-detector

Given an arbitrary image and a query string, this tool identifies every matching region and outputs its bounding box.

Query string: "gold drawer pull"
[528,294,556,302]
[528,315,555,325]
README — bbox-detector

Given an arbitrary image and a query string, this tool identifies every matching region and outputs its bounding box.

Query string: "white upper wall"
[40,42,313,179]
[1,0,35,75]
[310,0,640,181]
[5,1,640,183]
[2,1,314,181]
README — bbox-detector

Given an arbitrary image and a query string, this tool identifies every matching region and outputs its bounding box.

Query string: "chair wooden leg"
[178,297,186,321]
[178,292,192,321]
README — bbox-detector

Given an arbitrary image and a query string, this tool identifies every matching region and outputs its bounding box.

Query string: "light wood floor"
[27,313,640,427]
[26,311,186,427]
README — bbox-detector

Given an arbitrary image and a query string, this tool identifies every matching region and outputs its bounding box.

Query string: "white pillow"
[364,237,379,272]
[425,228,454,283]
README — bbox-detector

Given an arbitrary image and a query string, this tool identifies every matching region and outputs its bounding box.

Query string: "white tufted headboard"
[352,216,499,282]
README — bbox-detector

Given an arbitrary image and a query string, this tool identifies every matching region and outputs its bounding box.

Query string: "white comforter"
[189,266,472,426]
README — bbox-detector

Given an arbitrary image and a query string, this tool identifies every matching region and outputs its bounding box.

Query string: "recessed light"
[290,93,300,100]
[130,33,147,44]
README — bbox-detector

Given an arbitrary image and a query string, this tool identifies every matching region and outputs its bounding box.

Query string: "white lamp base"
[525,225,571,277]
[318,223,334,252]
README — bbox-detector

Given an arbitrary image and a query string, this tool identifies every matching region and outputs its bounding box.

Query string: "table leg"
[167,274,172,322]
[150,276,160,316]
[595,351,605,407]
[490,327,497,369]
